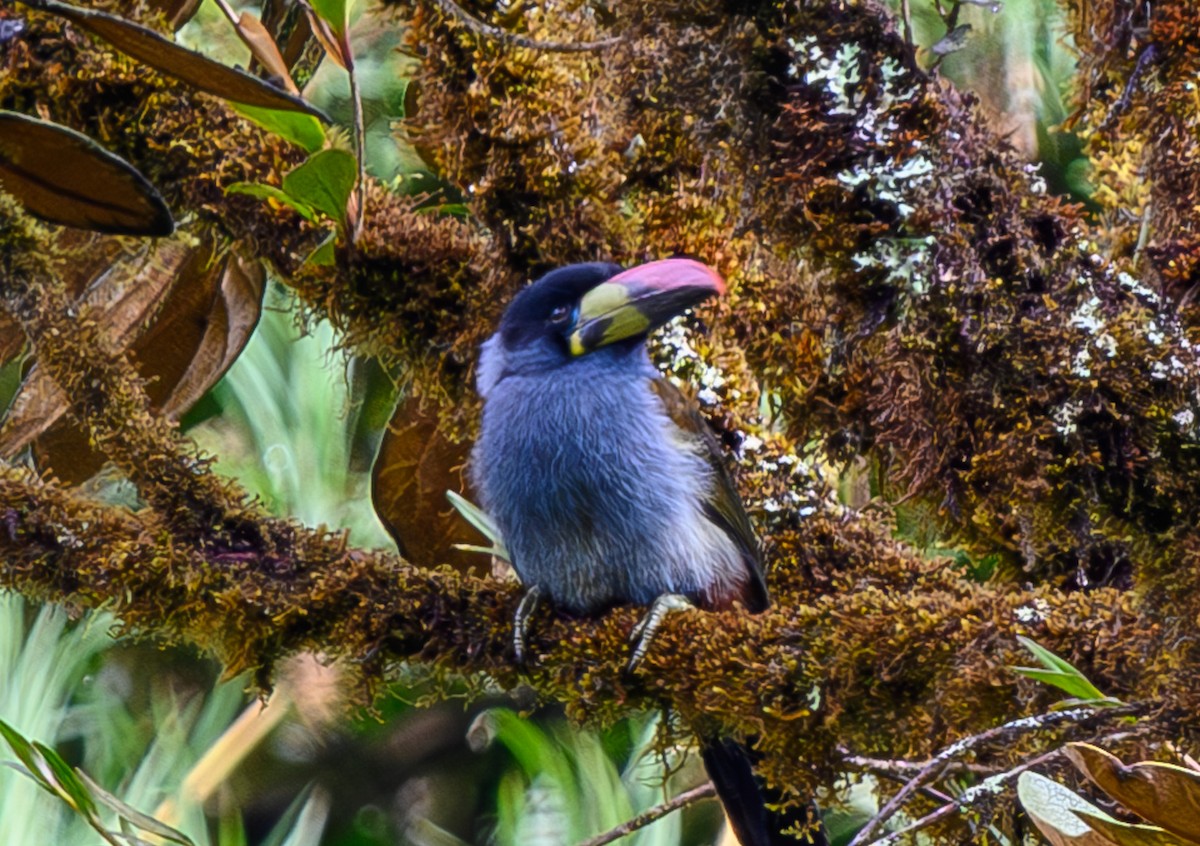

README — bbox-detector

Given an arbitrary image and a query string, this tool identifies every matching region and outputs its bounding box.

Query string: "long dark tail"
[701,738,828,846]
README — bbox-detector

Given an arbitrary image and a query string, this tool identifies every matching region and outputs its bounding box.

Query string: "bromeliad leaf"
[23,0,329,119]
[0,719,194,846]
[0,111,173,236]
[31,740,99,819]
[281,149,357,230]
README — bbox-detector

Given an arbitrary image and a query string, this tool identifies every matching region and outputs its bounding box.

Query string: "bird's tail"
[700,738,828,846]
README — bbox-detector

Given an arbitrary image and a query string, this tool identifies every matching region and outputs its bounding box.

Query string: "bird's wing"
[648,377,770,612]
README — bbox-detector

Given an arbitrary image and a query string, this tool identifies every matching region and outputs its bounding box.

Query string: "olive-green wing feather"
[649,377,769,612]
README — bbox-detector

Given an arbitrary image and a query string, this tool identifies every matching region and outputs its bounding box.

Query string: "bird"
[469,258,827,846]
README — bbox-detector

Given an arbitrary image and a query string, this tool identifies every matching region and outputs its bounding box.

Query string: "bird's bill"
[568,258,727,355]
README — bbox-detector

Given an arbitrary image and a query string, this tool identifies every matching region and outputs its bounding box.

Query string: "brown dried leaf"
[152,243,265,419]
[32,242,266,484]
[233,12,299,96]
[1076,810,1196,846]
[371,397,481,573]
[0,232,125,366]
[0,240,194,459]
[1066,744,1200,842]
[0,110,173,236]
[302,7,347,70]
[26,0,328,118]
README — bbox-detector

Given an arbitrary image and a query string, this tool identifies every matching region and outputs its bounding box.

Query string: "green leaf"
[1011,668,1107,701]
[1017,636,1079,674]
[302,232,338,267]
[281,150,357,229]
[31,740,99,819]
[1012,636,1112,702]
[77,769,195,845]
[225,182,318,223]
[0,718,42,777]
[232,105,326,153]
[446,490,509,561]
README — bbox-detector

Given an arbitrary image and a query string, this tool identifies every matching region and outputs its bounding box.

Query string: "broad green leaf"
[76,770,194,845]
[1066,744,1200,843]
[0,111,173,236]
[24,0,329,119]
[281,150,357,228]
[226,182,318,223]
[232,104,325,153]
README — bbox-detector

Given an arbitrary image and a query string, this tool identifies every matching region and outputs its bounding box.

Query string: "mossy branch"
[3,0,1200,838]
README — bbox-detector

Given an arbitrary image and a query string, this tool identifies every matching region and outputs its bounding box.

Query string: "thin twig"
[345,30,366,243]
[839,749,998,778]
[209,0,240,26]
[1132,197,1153,270]
[900,0,914,50]
[1100,42,1160,131]
[847,705,1139,846]
[574,783,717,846]
[867,746,1062,845]
[431,0,621,53]
[867,729,1141,846]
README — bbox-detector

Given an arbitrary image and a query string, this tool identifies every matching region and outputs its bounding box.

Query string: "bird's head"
[480,259,726,387]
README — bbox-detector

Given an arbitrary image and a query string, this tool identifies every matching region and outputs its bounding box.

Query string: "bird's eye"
[548,305,572,324]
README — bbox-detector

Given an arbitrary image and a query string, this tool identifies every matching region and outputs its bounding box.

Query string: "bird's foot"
[513,585,543,666]
[627,593,694,672]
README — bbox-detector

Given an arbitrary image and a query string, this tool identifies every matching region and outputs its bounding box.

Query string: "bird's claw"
[627,593,693,672]
[513,586,543,666]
